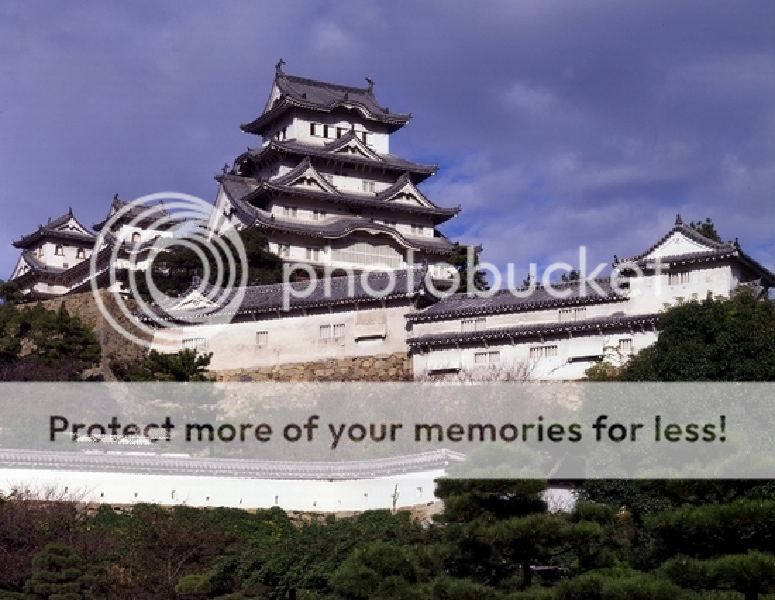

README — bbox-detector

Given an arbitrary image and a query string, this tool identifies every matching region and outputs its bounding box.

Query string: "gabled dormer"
[272,157,338,193]
[13,208,95,250]
[617,215,735,265]
[378,173,435,208]
[240,60,411,141]
[325,131,381,161]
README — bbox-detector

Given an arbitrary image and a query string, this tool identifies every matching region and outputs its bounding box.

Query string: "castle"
[9,65,775,382]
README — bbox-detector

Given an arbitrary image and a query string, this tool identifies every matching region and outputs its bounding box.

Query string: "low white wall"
[0,468,442,512]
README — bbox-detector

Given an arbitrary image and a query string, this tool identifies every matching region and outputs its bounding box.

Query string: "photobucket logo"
[279,245,648,308]
[89,192,248,349]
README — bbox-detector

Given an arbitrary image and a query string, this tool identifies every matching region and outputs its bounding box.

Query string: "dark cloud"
[1,0,773,278]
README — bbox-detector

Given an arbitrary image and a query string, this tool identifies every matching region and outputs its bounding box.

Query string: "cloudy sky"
[1,1,774,279]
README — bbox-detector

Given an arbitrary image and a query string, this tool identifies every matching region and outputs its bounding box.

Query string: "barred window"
[182,337,207,351]
[461,317,486,332]
[668,272,690,285]
[305,248,321,261]
[529,345,558,360]
[333,323,345,339]
[559,307,586,322]
[319,325,331,340]
[618,338,634,354]
[256,331,268,347]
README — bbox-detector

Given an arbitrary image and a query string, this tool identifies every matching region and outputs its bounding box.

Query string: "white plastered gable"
[57,216,92,236]
[280,161,338,193]
[331,135,381,161]
[382,178,433,208]
[644,230,718,260]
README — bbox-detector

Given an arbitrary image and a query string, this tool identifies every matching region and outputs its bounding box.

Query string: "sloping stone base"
[38,290,150,380]
[215,352,412,382]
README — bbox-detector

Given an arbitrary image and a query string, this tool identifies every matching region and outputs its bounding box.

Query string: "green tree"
[447,243,488,293]
[329,542,426,600]
[24,544,93,600]
[135,227,283,299]
[591,289,775,381]
[114,349,213,382]
[661,551,775,600]
[555,568,686,600]
[0,302,100,381]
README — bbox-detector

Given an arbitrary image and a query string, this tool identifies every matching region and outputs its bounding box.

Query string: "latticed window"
[182,337,207,351]
[305,248,321,261]
[361,180,376,193]
[529,345,558,360]
[461,317,486,332]
[319,325,331,340]
[559,307,586,322]
[668,272,690,285]
[618,338,634,354]
[331,242,403,269]
[333,323,345,339]
[256,331,268,347]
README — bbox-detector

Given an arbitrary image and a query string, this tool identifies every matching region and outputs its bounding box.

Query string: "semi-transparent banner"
[0,382,771,479]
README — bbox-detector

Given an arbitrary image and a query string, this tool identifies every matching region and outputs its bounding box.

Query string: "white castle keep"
[8,65,775,381]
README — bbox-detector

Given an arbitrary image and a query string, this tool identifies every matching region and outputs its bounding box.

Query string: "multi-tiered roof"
[213,62,463,270]
[240,60,411,136]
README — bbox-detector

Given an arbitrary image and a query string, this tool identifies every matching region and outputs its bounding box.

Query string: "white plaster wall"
[412,330,659,381]
[287,114,391,154]
[409,300,630,338]
[153,303,413,370]
[626,265,733,314]
[36,241,91,270]
[0,468,441,512]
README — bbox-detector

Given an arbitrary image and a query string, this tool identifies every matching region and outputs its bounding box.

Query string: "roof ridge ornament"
[365,76,374,92]
[275,58,286,77]
[675,213,683,226]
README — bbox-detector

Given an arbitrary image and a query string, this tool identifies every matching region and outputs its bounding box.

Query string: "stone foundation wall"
[37,291,150,380]
[215,352,412,382]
